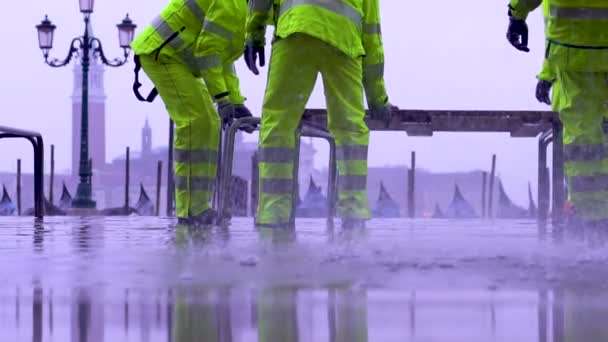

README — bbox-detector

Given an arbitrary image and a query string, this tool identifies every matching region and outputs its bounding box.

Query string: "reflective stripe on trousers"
[249,0,272,11]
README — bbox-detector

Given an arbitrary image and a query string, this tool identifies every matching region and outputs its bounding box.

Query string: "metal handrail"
[0,126,45,218]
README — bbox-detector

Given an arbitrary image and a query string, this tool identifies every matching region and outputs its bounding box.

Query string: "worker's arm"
[192,3,235,100]
[246,0,273,46]
[224,63,246,105]
[537,58,555,82]
[362,0,389,111]
[508,0,542,19]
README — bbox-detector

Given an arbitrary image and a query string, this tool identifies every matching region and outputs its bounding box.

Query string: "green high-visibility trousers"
[554,70,608,223]
[140,53,220,219]
[256,33,370,226]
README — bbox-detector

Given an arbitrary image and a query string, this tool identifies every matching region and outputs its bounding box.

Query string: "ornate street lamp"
[36,6,136,210]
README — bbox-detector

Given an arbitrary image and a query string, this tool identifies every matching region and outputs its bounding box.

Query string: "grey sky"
[2,0,548,204]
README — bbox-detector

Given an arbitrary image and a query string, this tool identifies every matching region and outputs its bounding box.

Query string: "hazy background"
[1,0,548,204]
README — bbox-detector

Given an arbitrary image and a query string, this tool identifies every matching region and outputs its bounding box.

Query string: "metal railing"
[0,126,45,218]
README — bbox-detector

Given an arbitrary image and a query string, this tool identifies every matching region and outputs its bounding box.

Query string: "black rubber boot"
[190,209,218,226]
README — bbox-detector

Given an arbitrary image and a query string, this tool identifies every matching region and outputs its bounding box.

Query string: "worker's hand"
[217,98,235,129]
[535,79,553,105]
[506,17,530,52]
[244,40,265,75]
[369,102,395,128]
[234,104,258,133]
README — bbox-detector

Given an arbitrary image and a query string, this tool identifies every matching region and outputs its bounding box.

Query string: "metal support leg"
[290,128,302,229]
[327,139,337,229]
[33,136,44,218]
[217,117,260,225]
[552,120,565,227]
[537,130,551,227]
[300,124,337,229]
[213,124,224,211]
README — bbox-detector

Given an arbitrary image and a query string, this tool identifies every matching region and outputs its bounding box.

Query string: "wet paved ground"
[1,217,608,341]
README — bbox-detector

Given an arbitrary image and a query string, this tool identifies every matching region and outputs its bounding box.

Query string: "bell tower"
[142,118,152,156]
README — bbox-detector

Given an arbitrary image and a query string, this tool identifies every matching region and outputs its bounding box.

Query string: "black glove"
[217,99,235,128]
[244,40,265,75]
[535,80,553,105]
[234,104,253,119]
[234,104,258,133]
[370,102,396,128]
[506,16,530,52]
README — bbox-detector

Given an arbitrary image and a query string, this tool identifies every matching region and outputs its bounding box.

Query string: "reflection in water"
[5,285,608,341]
[5,217,608,341]
[33,287,42,342]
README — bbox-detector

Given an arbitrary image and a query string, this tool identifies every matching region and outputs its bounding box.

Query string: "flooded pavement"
[1,217,608,341]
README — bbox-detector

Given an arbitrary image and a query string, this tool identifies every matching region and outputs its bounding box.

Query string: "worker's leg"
[319,42,371,221]
[554,70,608,225]
[256,34,319,227]
[140,54,220,219]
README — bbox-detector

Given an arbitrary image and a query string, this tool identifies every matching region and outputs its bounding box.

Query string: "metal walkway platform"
[214,109,564,227]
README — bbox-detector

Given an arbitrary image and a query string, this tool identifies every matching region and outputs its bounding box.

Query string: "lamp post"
[36,0,136,209]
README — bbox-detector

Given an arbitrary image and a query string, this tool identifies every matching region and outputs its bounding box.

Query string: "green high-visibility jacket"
[247,0,389,109]
[537,0,556,82]
[131,0,247,99]
[510,0,608,72]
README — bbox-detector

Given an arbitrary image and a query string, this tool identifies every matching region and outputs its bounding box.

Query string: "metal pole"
[552,120,565,226]
[17,159,21,216]
[251,152,259,217]
[49,144,55,205]
[538,132,551,226]
[488,154,497,219]
[125,147,130,208]
[72,15,96,209]
[327,138,337,229]
[156,161,162,216]
[481,171,487,218]
[166,119,174,217]
[408,151,416,218]
[289,129,302,228]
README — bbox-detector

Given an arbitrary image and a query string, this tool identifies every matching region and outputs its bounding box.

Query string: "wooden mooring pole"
[125,147,130,208]
[488,154,497,218]
[49,144,55,205]
[16,159,21,215]
[481,171,487,218]
[408,151,416,218]
[166,120,174,217]
[156,160,162,216]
